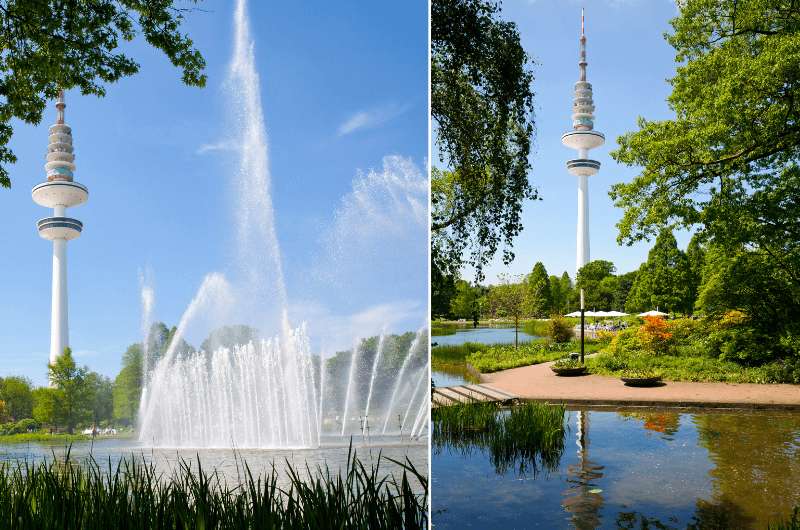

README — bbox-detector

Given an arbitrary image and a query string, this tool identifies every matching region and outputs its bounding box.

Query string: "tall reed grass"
[0,447,427,529]
[432,401,566,477]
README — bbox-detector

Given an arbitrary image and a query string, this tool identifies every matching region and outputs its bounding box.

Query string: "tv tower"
[561,9,604,274]
[31,91,88,368]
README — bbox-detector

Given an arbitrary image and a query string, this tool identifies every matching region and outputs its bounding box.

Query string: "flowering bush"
[637,316,673,355]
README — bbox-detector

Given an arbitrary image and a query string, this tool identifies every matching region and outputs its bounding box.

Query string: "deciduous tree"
[431,0,536,280]
[0,0,206,188]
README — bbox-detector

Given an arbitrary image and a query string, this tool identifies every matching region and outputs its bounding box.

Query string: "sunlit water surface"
[432,407,800,529]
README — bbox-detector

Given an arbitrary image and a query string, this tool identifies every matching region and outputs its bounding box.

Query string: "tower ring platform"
[32,180,88,208]
[561,130,605,150]
[566,158,601,176]
[37,216,83,240]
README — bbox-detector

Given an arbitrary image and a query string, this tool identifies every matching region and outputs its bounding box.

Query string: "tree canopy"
[626,230,693,313]
[523,262,551,317]
[610,0,800,306]
[431,0,536,281]
[0,0,207,188]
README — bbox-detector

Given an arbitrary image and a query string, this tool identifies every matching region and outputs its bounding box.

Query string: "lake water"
[432,407,800,529]
[432,326,536,347]
[432,326,539,387]
[0,435,428,491]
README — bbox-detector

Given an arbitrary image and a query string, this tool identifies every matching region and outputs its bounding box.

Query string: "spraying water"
[137,0,428,448]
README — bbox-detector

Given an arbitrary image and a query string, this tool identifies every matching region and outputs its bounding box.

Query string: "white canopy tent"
[638,310,668,317]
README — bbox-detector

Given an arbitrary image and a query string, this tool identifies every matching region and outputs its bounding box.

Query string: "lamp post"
[580,288,585,363]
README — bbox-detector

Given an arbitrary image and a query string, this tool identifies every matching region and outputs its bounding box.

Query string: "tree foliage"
[610,0,800,325]
[523,262,551,317]
[626,230,693,313]
[576,260,616,310]
[0,377,33,421]
[431,0,536,280]
[449,279,480,321]
[47,348,93,433]
[0,0,206,188]
[113,343,143,425]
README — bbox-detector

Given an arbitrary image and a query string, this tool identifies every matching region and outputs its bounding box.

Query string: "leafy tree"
[559,272,575,312]
[686,233,706,310]
[576,260,616,310]
[627,230,693,313]
[431,0,536,280]
[610,270,637,311]
[86,372,113,426]
[697,245,799,338]
[48,348,92,433]
[549,275,565,314]
[487,275,526,347]
[32,387,57,426]
[0,0,206,189]
[610,0,800,324]
[431,263,457,319]
[449,280,480,323]
[523,262,552,317]
[113,343,143,425]
[0,377,33,420]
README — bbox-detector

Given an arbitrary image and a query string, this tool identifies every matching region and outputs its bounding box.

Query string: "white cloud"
[337,103,411,136]
[196,139,238,155]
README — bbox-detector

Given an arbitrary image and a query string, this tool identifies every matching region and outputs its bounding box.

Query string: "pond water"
[0,435,428,491]
[432,407,800,529]
[432,326,537,347]
[432,326,540,387]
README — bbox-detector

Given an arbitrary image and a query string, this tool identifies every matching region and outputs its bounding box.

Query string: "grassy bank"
[467,340,604,373]
[586,351,793,384]
[0,433,90,444]
[432,401,565,476]
[431,342,487,375]
[0,449,427,529]
[431,321,460,336]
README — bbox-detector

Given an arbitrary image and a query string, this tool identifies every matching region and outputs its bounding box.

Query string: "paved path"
[482,359,800,410]
[432,383,518,408]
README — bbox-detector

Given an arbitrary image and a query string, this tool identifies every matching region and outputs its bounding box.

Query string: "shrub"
[548,315,574,343]
[637,316,673,355]
[608,328,642,355]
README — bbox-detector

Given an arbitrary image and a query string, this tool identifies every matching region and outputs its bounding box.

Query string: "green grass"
[0,432,91,443]
[0,447,428,529]
[586,351,782,384]
[521,319,551,337]
[431,321,460,336]
[432,401,566,476]
[467,340,604,373]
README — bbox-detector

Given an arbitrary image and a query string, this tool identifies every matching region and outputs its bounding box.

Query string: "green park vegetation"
[432,400,565,476]
[0,450,428,529]
[468,340,604,374]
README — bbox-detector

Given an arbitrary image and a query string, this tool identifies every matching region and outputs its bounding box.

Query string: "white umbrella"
[638,310,667,317]
[564,311,582,317]
[606,310,628,317]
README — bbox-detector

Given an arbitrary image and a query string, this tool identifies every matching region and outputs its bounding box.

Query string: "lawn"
[466,340,604,373]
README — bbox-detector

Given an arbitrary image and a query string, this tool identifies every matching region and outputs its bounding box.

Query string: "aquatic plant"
[432,401,566,477]
[770,506,800,530]
[0,448,428,529]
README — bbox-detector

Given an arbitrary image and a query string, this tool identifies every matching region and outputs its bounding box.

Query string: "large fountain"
[136,0,428,449]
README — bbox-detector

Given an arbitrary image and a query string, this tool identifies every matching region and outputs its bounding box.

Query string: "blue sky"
[454,0,689,284]
[0,0,427,385]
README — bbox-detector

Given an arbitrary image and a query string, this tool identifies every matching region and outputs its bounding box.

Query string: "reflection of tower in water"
[562,410,605,529]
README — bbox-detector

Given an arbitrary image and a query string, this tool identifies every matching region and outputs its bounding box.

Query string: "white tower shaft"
[577,174,589,272]
[50,238,69,365]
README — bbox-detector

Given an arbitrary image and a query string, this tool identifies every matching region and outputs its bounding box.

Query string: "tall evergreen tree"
[686,233,706,310]
[576,260,616,310]
[627,230,693,313]
[523,262,552,317]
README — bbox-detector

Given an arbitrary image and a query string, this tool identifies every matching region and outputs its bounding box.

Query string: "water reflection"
[432,407,800,529]
[563,410,605,529]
